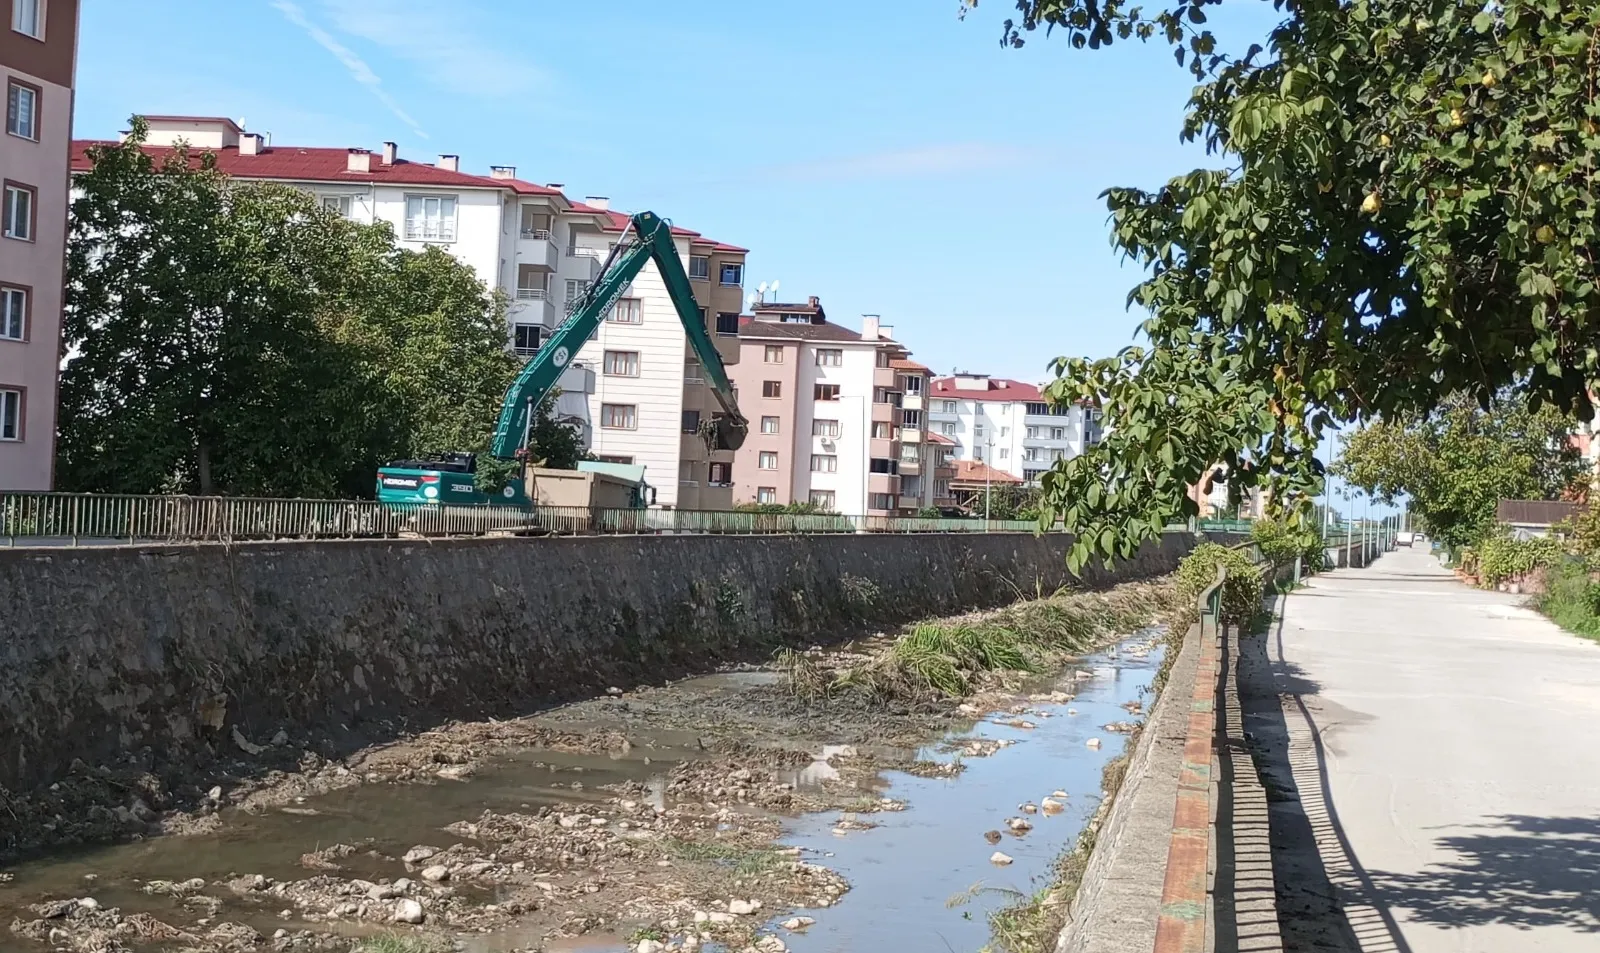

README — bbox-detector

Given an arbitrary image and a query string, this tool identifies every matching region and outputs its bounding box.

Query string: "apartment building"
[1,0,76,489]
[927,373,1102,484]
[731,300,928,515]
[70,116,747,506]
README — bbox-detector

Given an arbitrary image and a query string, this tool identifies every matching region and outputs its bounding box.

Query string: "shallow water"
[0,630,1163,952]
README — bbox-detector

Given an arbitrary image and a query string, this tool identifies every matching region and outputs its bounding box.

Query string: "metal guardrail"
[0,492,1069,545]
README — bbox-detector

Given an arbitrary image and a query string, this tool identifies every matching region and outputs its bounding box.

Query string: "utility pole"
[983,431,994,532]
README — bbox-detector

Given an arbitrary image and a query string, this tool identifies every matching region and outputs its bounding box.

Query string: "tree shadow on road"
[1367,814,1600,934]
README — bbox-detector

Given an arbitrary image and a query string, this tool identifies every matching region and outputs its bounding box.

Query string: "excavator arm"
[490,211,748,459]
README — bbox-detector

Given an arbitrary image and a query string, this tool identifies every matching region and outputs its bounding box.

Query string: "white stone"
[781,917,816,931]
[401,846,437,865]
[753,937,787,953]
[207,785,223,802]
[636,940,664,953]
[419,865,450,883]
[990,852,1014,866]
[1006,817,1033,833]
[76,898,100,911]
[707,911,737,924]
[1019,803,1038,814]
[271,730,290,746]
[391,899,425,924]
[1087,738,1103,749]
[728,898,760,915]
[1041,797,1065,815]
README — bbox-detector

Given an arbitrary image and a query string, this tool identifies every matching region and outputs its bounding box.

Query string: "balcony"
[871,402,895,423]
[518,229,559,269]
[511,288,556,326]
[898,495,921,511]
[565,245,604,281]
[899,456,921,474]
[902,393,923,412]
[873,365,898,388]
[870,437,896,460]
[868,472,901,494]
[900,427,921,444]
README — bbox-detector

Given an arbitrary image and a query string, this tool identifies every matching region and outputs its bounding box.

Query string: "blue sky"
[75,0,1286,382]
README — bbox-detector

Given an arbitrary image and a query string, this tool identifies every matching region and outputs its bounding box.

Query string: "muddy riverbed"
[0,587,1170,953]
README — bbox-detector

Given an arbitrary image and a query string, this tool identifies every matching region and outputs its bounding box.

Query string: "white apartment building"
[927,374,1102,484]
[71,117,747,506]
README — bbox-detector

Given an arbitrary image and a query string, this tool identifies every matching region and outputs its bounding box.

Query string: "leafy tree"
[958,1,1600,570]
[1333,392,1584,548]
[734,501,831,515]
[61,123,377,497]
[61,117,580,499]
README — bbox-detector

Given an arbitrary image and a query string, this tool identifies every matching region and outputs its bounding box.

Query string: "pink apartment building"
[1,0,77,489]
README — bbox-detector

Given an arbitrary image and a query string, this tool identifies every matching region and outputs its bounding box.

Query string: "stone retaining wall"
[0,531,1196,797]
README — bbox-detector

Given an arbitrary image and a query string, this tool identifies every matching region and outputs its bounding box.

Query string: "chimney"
[239,132,263,156]
[586,196,610,210]
[438,154,460,172]
[381,141,397,165]
[861,314,880,341]
[809,296,821,308]
[347,148,371,173]
[489,165,516,179]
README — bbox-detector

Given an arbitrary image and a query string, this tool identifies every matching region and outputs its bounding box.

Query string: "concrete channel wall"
[0,531,1198,795]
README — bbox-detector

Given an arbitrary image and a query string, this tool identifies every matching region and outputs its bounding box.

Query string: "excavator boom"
[490,211,748,459]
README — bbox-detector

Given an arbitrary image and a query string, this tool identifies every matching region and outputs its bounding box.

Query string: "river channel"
[0,627,1165,953]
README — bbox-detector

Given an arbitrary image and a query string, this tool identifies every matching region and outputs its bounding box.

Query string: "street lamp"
[983,431,995,531]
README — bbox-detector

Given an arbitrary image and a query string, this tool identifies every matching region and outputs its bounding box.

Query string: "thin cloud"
[765,143,1041,182]
[318,0,547,99]
[269,0,428,139]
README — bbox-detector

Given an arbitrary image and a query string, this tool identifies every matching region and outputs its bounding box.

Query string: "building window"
[1026,426,1040,439]
[513,323,541,355]
[1051,427,1066,440]
[999,448,1010,460]
[901,409,922,428]
[682,410,701,433]
[871,421,892,439]
[719,262,743,286]
[901,376,923,394]
[711,463,734,486]
[814,383,841,401]
[597,454,634,464]
[3,183,34,240]
[815,348,843,367]
[716,311,740,335]
[320,194,353,218]
[873,387,901,406]
[403,194,457,241]
[11,0,42,38]
[810,454,837,473]
[757,380,780,399]
[1,286,25,340]
[870,493,895,511]
[601,403,637,430]
[6,81,39,140]
[1023,447,1040,462]
[603,350,640,377]
[1024,468,1048,484]
[813,419,840,438]
[809,490,835,510]
[780,313,810,324]
[565,279,591,307]
[1052,448,1067,460]
[974,446,984,461]
[941,422,957,435]
[869,458,898,474]
[0,387,19,441]
[876,351,892,367]
[761,416,780,434]
[756,486,777,504]
[688,256,710,279]
[758,451,779,470]
[1026,402,1048,416]
[940,400,959,413]
[764,345,784,364]
[610,297,642,323]
[999,426,1010,437]
[684,360,704,383]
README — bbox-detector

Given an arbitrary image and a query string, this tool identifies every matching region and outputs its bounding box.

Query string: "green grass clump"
[1534,559,1600,642]
[351,936,452,953]
[660,838,783,876]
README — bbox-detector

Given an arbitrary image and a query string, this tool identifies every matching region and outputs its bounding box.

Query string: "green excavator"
[376,211,748,507]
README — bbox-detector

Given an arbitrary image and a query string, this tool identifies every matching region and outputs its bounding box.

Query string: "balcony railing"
[521,228,554,241]
[516,287,551,300]
[567,246,602,258]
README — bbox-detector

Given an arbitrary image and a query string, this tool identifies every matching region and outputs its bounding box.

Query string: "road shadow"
[1226,608,1415,953]
[1366,814,1600,933]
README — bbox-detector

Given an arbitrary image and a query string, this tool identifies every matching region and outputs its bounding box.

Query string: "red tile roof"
[930,376,1044,403]
[926,431,957,446]
[494,177,566,197]
[738,317,862,342]
[71,140,507,189]
[890,358,931,373]
[139,115,244,131]
[951,460,1024,485]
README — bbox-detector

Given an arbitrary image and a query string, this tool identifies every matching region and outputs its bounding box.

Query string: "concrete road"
[1273,547,1600,952]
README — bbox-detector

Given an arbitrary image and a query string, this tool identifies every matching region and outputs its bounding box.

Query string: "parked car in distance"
[1396,531,1415,547]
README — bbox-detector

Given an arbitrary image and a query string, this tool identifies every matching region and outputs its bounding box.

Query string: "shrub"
[1176,543,1263,628]
[1249,518,1302,568]
[1476,534,1561,587]
[1533,558,1600,642]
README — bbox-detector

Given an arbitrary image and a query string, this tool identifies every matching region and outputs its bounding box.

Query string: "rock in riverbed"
[990,852,1014,866]
[391,898,425,923]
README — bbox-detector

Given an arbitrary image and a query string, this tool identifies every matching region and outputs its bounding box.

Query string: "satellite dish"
[770,279,780,294]
[746,294,758,308]
[758,282,769,294]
